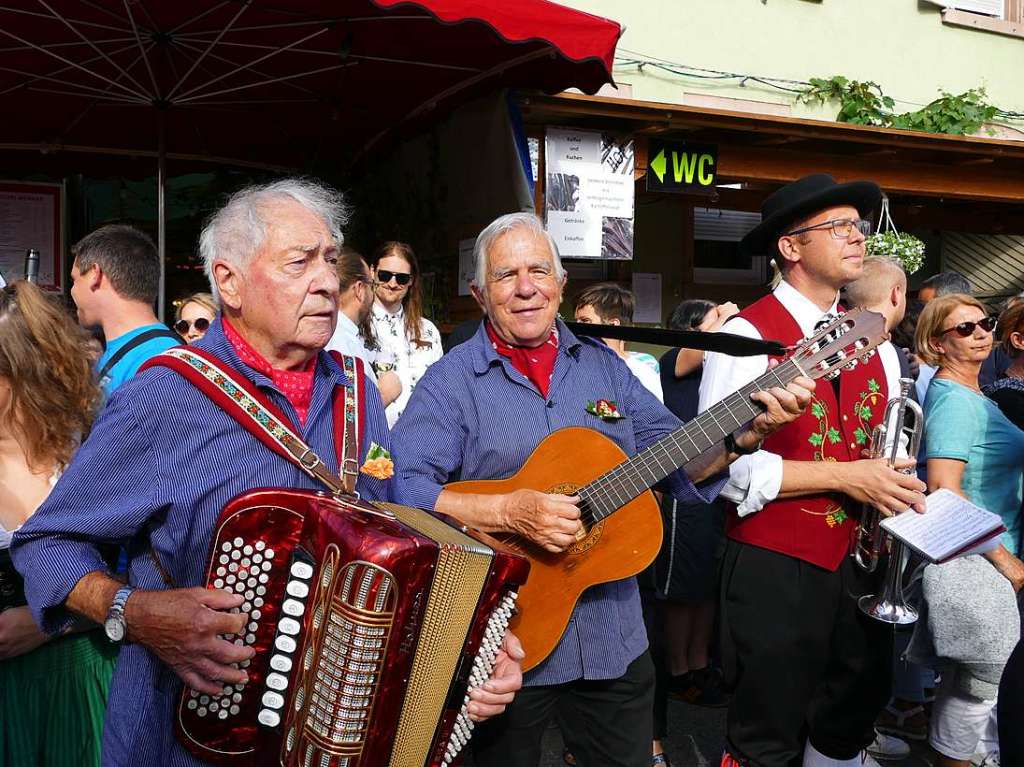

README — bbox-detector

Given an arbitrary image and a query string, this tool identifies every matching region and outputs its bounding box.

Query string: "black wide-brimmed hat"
[740,173,882,257]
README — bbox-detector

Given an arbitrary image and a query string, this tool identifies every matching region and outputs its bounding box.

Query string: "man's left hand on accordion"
[467,630,526,722]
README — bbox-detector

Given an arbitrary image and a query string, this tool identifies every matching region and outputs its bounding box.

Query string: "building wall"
[559,0,1024,133]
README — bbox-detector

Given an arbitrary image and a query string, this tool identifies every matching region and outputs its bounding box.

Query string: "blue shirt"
[392,321,724,686]
[924,378,1024,555]
[98,323,180,395]
[12,319,392,767]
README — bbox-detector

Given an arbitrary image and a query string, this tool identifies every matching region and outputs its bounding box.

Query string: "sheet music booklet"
[880,488,1005,564]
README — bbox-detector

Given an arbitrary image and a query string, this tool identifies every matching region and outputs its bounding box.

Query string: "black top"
[659,348,702,423]
[986,382,1024,432]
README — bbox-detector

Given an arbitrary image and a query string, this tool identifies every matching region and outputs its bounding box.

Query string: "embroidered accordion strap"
[140,346,356,496]
[328,351,363,496]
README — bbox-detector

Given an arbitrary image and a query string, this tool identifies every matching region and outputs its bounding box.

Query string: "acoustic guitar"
[446,309,887,671]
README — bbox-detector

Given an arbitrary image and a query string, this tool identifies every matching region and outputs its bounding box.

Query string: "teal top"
[924,378,1024,554]
[97,324,179,395]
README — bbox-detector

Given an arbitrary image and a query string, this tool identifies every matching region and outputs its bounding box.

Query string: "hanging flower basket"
[865,194,926,274]
[864,230,926,274]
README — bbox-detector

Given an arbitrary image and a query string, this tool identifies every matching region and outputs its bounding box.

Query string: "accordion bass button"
[261,691,285,709]
[279,618,301,636]
[282,599,305,617]
[266,672,289,691]
[270,654,293,673]
[257,709,281,728]
[286,580,310,599]
[275,635,297,653]
[290,561,313,580]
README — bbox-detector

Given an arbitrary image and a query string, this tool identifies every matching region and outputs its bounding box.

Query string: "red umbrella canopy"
[0,0,620,172]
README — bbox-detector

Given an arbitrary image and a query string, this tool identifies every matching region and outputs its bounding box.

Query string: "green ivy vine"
[799,76,999,136]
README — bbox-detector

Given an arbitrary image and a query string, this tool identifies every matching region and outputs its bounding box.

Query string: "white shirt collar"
[773,279,840,337]
[335,310,359,336]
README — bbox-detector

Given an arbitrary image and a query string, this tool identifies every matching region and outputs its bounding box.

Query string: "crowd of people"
[0,172,1021,767]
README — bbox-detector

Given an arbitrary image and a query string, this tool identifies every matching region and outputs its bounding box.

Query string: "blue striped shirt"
[12,319,392,767]
[392,320,724,686]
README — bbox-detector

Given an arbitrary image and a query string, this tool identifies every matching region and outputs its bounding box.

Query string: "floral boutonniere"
[360,442,394,480]
[586,399,623,420]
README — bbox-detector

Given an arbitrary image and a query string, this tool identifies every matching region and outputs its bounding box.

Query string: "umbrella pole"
[157,110,166,322]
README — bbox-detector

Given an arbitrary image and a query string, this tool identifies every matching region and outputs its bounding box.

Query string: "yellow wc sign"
[646,140,718,192]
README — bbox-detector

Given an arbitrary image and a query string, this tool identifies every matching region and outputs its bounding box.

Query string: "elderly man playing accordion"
[12,179,522,766]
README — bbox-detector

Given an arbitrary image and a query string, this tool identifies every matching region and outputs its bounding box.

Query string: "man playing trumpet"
[699,175,927,767]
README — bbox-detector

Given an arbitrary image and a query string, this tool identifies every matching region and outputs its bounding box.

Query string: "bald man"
[843,256,907,334]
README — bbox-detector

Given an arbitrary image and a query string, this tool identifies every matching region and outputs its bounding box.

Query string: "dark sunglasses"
[376,269,412,286]
[939,316,997,337]
[175,317,210,335]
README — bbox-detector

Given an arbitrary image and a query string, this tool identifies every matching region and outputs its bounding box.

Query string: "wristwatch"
[725,430,761,457]
[104,585,135,643]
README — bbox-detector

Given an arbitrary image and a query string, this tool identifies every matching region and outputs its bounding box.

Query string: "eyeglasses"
[175,317,210,335]
[784,218,873,240]
[376,269,412,286]
[939,316,998,337]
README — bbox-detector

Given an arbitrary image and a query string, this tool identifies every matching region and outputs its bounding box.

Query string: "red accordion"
[175,488,529,767]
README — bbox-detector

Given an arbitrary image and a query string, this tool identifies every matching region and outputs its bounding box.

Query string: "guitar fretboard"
[577,358,802,522]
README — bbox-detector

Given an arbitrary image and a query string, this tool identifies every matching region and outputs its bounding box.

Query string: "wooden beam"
[716,143,1024,203]
[519,93,1024,161]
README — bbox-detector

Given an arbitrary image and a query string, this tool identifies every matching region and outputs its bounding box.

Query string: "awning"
[0,0,621,172]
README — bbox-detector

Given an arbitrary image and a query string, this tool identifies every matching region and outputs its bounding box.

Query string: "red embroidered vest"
[726,293,889,571]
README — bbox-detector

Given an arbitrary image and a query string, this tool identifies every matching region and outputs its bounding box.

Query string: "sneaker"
[867,732,911,761]
[670,666,730,708]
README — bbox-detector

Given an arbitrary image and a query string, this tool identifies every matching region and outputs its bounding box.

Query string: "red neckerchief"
[222,318,316,426]
[486,320,559,398]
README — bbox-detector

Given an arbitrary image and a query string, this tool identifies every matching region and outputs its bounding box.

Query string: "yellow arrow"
[650,148,666,184]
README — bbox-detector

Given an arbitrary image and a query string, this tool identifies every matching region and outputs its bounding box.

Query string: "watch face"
[104,617,125,642]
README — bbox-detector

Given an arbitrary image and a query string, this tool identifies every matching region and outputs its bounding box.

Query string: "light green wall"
[560,0,1024,124]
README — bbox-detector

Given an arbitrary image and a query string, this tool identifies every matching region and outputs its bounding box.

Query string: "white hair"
[200,178,350,301]
[472,212,565,292]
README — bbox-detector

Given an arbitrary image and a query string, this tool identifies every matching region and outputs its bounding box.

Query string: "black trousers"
[472,652,656,767]
[999,639,1024,767]
[719,540,892,767]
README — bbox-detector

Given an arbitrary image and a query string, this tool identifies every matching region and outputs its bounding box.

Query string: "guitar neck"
[579,358,802,522]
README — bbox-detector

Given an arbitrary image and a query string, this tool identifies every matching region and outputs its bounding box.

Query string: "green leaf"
[868,379,881,393]
[854,427,868,445]
[827,428,842,444]
[860,405,873,420]
[366,441,391,461]
[808,433,824,447]
[811,402,825,419]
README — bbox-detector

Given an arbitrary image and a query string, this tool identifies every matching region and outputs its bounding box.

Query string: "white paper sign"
[544,128,634,260]
[457,238,476,296]
[0,184,61,289]
[632,273,663,324]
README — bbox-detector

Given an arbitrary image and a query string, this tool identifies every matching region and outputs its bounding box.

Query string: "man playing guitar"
[392,211,814,767]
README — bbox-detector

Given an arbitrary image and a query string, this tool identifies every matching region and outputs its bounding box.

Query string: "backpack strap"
[98,327,180,383]
[139,346,353,495]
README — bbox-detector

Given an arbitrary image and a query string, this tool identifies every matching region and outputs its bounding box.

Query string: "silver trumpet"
[853,377,922,625]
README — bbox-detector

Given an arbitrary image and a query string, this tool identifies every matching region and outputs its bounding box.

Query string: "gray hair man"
[13,178,520,766]
[392,211,813,767]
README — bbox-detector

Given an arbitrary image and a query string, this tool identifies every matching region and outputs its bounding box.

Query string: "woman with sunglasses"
[368,242,442,426]
[174,292,218,344]
[0,281,117,766]
[914,293,1024,767]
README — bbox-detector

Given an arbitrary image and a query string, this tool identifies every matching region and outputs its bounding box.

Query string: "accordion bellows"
[175,488,529,767]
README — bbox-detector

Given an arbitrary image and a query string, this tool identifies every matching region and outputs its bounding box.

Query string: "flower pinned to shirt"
[360,442,394,480]
[586,399,623,420]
